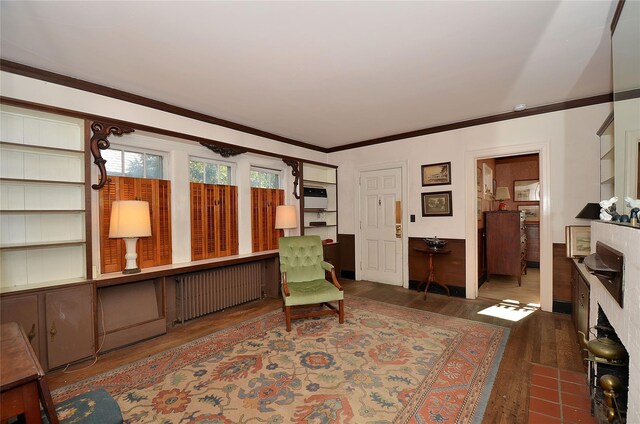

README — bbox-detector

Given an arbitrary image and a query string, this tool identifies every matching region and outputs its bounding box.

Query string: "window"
[99,176,172,273]
[190,158,232,185]
[103,147,164,179]
[250,167,280,189]
[189,158,237,260]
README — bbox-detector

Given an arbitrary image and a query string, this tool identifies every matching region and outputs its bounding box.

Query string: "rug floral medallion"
[54,297,509,423]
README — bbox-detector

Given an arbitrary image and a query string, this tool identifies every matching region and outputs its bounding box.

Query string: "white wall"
[0,72,327,163]
[0,72,327,273]
[330,104,609,240]
[329,103,610,310]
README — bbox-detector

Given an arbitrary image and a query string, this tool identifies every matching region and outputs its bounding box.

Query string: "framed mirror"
[513,180,540,201]
[612,0,640,213]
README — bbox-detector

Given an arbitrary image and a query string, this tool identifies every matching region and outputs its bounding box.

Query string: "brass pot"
[578,331,627,361]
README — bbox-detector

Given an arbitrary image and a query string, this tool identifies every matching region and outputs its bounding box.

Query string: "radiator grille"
[176,262,263,323]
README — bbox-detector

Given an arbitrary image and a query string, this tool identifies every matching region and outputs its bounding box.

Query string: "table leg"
[424,253,451,299]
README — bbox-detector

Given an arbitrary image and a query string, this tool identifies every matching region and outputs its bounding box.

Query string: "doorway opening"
[476,153,541,306]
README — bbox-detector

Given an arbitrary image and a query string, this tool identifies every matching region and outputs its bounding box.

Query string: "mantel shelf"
[304,209,337,213]
[303,178,336,186]
[304,224,337,229]
[0,140,84,154]
[0,240,86,251]
[0,209,85,214]
[0,177,85,186]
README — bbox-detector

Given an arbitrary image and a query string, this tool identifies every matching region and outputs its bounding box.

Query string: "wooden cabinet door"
[45,284,94,369]
[0,294,40,358]
[576,275,590,337]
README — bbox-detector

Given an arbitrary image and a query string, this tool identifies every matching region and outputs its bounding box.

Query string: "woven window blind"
[99,176,172,273]
[190,183,238,260]
[251,187,284,252]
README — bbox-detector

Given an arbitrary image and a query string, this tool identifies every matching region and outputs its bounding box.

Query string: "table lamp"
[275,205,297,233]
[109,200,152,274]
[495,186,511,210]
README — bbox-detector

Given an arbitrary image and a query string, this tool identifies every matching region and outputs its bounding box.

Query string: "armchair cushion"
[278,236,325,283]
[282,279,344,306]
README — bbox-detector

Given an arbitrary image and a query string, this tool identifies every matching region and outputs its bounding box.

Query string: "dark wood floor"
[48,279,584,423]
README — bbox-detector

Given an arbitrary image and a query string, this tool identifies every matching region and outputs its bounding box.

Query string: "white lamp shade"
[109,200,152,238]
[275,205,297,229]
[495,187,511,201]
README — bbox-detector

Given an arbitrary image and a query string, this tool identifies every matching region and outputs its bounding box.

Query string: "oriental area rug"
[53,297,509,423]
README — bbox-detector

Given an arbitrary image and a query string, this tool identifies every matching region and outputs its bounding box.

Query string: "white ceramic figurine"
[624,196,640,209]
[599,196,618,221]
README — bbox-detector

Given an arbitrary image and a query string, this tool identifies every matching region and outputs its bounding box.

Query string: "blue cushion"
[43,389,123,424]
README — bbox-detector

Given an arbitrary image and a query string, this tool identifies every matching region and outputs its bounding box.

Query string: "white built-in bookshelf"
[302,163,337,242]
[0,105,86,290]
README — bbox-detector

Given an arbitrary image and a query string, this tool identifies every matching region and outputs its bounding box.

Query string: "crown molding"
[0,59,326,153]
[1,59,613,154]
[327,94,613,153]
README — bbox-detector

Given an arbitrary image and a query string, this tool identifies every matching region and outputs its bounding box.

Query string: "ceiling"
[0,1,615,150]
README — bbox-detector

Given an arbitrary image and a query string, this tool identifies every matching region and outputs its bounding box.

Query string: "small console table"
[1,322,58,424]
[414,248,451,299]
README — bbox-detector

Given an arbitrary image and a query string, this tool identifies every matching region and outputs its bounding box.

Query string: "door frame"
[354,161,408,287]
[464,141,553,311]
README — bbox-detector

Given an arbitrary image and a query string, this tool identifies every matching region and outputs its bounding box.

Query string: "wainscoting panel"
[409,237,466,289]
[337,233,355,279]
[553,242,572,302]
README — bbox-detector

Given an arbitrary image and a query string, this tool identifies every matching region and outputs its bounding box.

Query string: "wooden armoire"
[485,211,527,285]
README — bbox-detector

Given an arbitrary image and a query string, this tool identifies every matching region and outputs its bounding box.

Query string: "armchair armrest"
[321,261,334,271]
[281,271,290,297]
[321,262,343,291]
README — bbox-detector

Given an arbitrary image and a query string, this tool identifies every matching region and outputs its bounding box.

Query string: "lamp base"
[122,237,141,275]
[498,202,508,210]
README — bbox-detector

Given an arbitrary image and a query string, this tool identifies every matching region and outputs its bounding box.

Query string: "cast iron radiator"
[176,262,263,323]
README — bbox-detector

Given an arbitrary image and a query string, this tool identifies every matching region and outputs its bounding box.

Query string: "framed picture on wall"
[514,179,541,201]
[565,225,591,258]
[421,162,451,186]
[518,205,540,222]
[482,164,493,199]
[422,191,453,216]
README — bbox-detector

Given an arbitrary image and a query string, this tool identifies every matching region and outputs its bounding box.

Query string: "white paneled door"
[359,167,403,285]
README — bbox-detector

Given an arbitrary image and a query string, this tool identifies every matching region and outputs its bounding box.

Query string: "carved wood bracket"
[90,121,134,190]
[199,142,247,158]
[283,158,301,199]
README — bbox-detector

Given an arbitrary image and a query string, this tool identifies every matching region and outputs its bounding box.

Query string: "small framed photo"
[482,163,493,199]
[518,205,540,222]
[422,191,453,216]
[565,225,591,258]
[421,162,451,186]
[514,179,541,201]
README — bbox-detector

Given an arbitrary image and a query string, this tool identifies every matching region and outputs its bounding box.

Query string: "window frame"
[189,156,235,185]
[250,166,283,189]
[104,144,167,179]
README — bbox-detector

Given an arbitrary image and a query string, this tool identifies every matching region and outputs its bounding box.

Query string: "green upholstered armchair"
[278,235,344,331]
